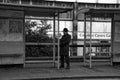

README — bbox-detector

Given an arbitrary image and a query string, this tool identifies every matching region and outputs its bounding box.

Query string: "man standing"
[60,28,71,69]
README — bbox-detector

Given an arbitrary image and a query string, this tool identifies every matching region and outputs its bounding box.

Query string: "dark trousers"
[60,55,70,67]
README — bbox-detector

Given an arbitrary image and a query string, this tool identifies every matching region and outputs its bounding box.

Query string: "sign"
[78,32,111,39]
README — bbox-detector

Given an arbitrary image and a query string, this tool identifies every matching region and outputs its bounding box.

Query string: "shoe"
[59,66,64,68]
[65,66,70,69]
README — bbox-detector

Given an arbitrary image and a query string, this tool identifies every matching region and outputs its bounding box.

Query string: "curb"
[15,75,120,80]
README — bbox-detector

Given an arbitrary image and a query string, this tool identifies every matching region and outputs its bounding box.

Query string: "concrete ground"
[0,62,120,80]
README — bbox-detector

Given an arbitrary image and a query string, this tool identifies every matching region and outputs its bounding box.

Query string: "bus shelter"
[78,8,120,68]
[0,3,72,69]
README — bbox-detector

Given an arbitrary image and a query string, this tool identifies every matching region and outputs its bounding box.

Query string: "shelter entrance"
[25,16,60,68]
[23,5,72,69]
[78,8,120,68]
[0,3,72,69]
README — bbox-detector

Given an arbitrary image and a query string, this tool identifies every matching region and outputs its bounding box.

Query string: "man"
[60,28,71,69]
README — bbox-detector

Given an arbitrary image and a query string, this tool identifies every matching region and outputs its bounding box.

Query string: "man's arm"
[60,35,71,47]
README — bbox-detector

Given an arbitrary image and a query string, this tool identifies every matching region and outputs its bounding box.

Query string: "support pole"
[89,16,92,68]
[23,10,26,68]
[53,14,56,67]
[111,14,114,66]
[83,14,87,65]
[57,12,60,69]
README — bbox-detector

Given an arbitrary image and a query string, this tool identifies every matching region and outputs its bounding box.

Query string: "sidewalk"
[0,62,120,80]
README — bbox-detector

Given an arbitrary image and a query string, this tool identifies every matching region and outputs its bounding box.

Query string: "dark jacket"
[60,33,71,55]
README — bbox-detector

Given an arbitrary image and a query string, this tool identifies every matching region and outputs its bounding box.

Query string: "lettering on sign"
[78,32,111,39]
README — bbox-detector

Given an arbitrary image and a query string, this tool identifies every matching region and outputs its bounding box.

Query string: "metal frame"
[84,14,93,68]
[57,12,60,69]
[53,14,56,67]
[83,14,86,66]
[89,15,92,68]
[0,3,72,69]
[24,13,61,69]
[23,10,26,67]
[82,8,114,68]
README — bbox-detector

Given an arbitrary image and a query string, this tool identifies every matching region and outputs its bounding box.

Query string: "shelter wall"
[112,14,120,62]
[0,10,25,65]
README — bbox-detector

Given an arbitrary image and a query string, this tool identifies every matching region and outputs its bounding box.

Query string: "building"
[0,0,120,67]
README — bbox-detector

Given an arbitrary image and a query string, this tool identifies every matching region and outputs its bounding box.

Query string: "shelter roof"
[78,8,120,18]
[0,3,72,17]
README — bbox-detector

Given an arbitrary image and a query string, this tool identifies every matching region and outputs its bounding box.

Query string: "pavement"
[0,62,120,80]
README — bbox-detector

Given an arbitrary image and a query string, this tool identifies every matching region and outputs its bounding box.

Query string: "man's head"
[63,28,68,35]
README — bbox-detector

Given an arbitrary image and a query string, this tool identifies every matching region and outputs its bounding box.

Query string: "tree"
[25,19,53,57]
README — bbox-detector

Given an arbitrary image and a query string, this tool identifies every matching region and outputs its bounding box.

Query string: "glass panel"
[92,22,111,32]
[43,20,73,39]
[25,19,72,42]
[98,0,117,4]
[32,0,46,5]
[77,0,96,3]
[77,47,83,56]
[71,46,77,56]
[26,45,53,57]
[7,0,20,3]
[77,40,84,56]
[46,20,73,32]
[78,21,84,32]
[55,0,76,2]
[55,21,73,32]
[21,0,30,4]
[77,21,111,39]
[25,19,53,43]
[65,21,73,31]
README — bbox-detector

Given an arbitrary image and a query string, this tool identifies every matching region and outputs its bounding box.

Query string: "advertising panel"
[78,32,111,39]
